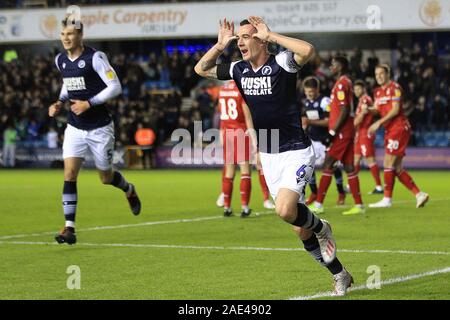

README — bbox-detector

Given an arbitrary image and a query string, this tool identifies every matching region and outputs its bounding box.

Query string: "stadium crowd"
[0,42,449,152]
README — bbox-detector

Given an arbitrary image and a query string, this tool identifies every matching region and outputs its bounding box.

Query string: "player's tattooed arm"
[194,18,237,79]
[248,16,315,66]
[195,47,221,79]
[198,60,219,79]
[201,59,216,72]
[204,66,219,80]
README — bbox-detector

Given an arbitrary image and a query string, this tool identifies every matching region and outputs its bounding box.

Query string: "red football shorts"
[384,126,411,157]
[327,134,354,165]
[355,132,376,158]
[222,128,251,164]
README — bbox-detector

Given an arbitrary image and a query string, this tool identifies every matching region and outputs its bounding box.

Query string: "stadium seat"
[435,131,449,147]
[374,130,385,147]
[423,131,438,147]
[414,131,425,146]
[445,131,450,145]
[145,80,173,90]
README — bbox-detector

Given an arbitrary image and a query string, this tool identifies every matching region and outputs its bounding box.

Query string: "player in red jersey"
[368,65,429,208]
[309,57,365,215]
[353,80,383,195]
[301,76,347,206]
[216,80,274,217]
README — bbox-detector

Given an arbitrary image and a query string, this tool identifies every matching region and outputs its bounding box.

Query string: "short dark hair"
[354,79,366,88]
[240,19,250,26]
[62,16,83,34]
[333,56,349,73]
[303,76,320,89]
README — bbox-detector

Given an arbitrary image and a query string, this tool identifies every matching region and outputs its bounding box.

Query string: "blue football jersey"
[55,46,121,130]
[302,95,331,142]
[219,51,310,153]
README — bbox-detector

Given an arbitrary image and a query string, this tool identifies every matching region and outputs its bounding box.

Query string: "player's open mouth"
[241,49,248,56]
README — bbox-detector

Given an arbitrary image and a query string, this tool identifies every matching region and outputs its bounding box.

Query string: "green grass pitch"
[0,169,449,300]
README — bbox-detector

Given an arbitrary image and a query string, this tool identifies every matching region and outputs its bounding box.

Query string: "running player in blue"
[194,17,353,296]
[49,16,141,245]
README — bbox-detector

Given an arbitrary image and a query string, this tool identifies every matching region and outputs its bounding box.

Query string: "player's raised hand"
[70,100,91,115]
[217,18,238,51]
[248,16,271,41]
[48,101,63,117]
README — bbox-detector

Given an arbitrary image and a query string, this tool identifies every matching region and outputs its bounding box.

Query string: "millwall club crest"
[78,60,86,68]
[261,66,272,75]
[62,63,66,69]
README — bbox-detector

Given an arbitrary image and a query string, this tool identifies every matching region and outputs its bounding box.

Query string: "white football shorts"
[311,139,326,168]
[63,122,115,171]
[259,146,315,203]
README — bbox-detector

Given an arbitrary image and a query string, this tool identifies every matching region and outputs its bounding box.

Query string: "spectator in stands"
[147,53,160,81]
[410,96,428,132]
[27,118,40,144]
[1,41,449,153]
[134,122,156,169]
[433,94,448,131]
[47,126,58,149]
[2,121,17,167]
[367,50,379,77]
[193,86,214,131]
[188,109,202,148]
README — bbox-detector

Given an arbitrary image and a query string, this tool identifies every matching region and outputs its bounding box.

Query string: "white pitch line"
[289,266,450,300]
[0,240,449,256]
[1,197,448,241]
[0,211,274,240]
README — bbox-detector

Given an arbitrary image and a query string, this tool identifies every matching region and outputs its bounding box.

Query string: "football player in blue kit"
[49,16,141,245]
[194,17,353,295]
